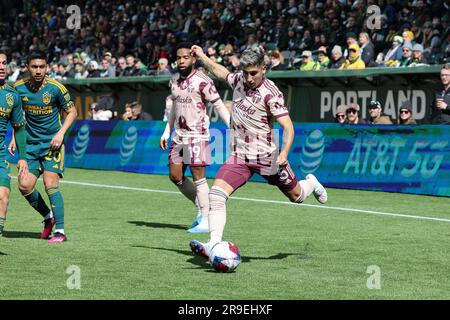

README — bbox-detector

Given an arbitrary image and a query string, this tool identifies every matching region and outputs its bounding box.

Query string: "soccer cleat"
[41,217,55,240]
[189,212,202,229]
[187,216,209,233]
[48,232,67,243]
[189,240,210,259]
[306,174,328,204]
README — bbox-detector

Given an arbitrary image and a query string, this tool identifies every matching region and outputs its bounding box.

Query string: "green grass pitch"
[0,167,449,299]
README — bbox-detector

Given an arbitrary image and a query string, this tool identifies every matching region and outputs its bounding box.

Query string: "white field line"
[43,178,450,224]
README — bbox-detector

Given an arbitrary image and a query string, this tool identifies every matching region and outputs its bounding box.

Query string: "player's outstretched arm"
[51,106,77,151]
[275,115,295,167]
[191,45,230,82]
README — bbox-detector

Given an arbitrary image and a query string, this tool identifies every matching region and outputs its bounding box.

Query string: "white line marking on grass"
[55,179,450,224]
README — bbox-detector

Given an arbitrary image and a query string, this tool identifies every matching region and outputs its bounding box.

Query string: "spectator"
[316,47,330,70]
[380,36,404,67]
[359,32,375,67]
[134,58,149,76]
[398,43,413,67]
[86,61,101,78]
[7,61,19,82]
[130,101,153,120]
[409,44,428,66]
[117,57,127,76]
[335,104,347,124]
[269,50,287,71]
[330,45,345,69]
[90,102,113,121]
[74,62,88,79]
[100,58,116,78]
[122,104,135,121]
[123,55,136,77]
[156,58,171,76]
[299,51,318,71]
[402,30,415,45]
[339,44,365,70]
[16,60,29,81]
[397,100,417,125]
[346,103,367,124]
[430,64,450,124]
[368,100,393,124]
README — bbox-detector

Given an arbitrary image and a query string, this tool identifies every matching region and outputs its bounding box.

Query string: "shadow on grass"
[128,221,187,230]
[132,245,311,271]
[0,251,6,256]
[2,231,41,239]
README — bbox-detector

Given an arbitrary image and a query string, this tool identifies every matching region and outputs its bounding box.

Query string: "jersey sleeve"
[226,72,242,89]
[265,90,289,118]
[55,83,74,111]
[199,80,221,103]
[10,92,26,127]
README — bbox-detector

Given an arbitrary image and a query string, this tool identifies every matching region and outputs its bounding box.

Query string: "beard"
[179,65,193,77]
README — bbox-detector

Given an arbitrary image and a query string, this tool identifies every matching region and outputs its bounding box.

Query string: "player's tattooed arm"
[191,45,230,81]
[275,115,294,166]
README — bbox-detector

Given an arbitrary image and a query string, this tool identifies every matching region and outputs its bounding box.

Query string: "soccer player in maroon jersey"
[160,42,230,233]
[189,45,328,258]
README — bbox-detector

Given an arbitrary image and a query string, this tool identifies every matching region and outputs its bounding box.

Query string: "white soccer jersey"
[169,70,221,143]
[226,72,289,160]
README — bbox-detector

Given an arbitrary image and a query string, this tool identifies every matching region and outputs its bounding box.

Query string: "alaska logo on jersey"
[42,91,52,105]
[5,93,14,107]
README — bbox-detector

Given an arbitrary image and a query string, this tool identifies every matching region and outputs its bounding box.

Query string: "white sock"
[55,229,65,235]
[296,180,314,203]
[194,178,210,218]
[208,186,229,245]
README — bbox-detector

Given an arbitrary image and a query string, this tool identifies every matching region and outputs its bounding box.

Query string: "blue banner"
[58,121,449,197]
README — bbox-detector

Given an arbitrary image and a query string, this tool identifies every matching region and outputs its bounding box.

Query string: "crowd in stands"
[1,0,449,81]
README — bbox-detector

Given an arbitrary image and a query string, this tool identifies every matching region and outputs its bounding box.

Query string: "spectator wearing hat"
[398,42,413,67]
[316,46,330,70]
[409,44,428,66]
[156,58,171,76]
[430,64,450,124]
[402,30,415,45]
[130,101,153,120]
[359,32,375,67]
[344,32,358,59]
[381,36,404,66]
[330,45,345,69]
[16,60,29,81]
[299,50,319,71]
[397,100,417,125]
[346,103,367,124]
[368,100,393,124]
[335,104,347,124]
[339,44,365,70]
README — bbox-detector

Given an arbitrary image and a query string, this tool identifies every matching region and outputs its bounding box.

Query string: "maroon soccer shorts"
[215,155,298,192]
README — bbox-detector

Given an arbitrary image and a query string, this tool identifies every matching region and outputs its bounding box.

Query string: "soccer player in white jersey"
[189,45,328,258]
[160,42,230,233]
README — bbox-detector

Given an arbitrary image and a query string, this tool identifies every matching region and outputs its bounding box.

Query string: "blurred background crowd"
[0,0,449,81]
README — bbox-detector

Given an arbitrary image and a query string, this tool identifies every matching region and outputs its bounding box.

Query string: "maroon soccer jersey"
[169,70,221,144]
[226,72,289,160]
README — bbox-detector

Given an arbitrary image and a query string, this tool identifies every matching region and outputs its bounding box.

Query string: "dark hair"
[27,50,47,64]
[176,42,193,51]
[0,50,7,57]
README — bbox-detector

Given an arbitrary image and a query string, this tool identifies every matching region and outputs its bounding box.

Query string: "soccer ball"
[209,241,241,272]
